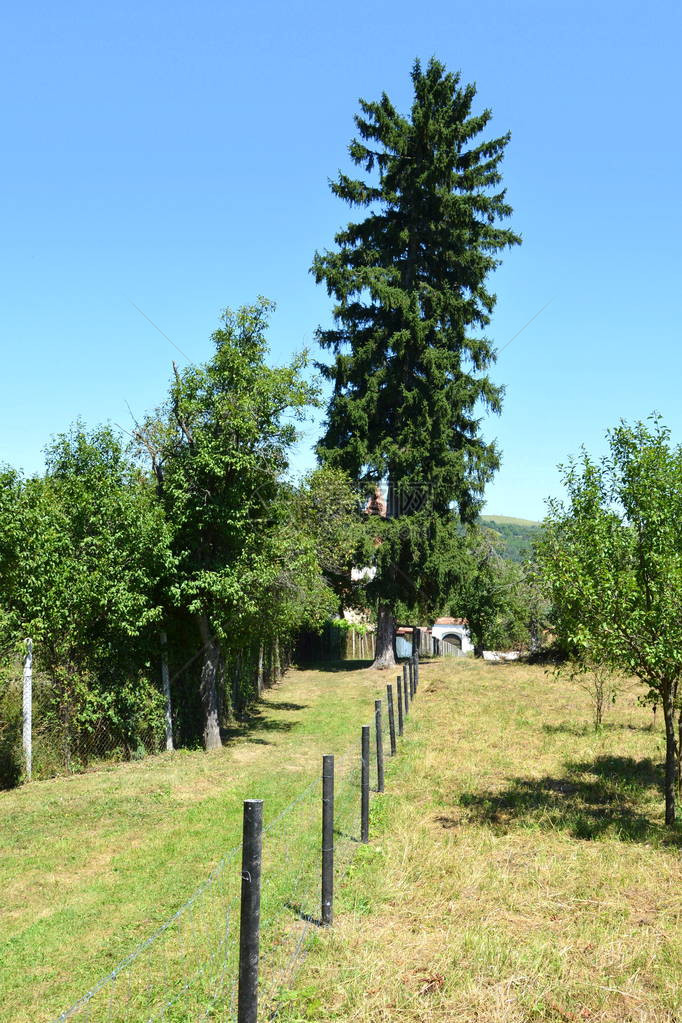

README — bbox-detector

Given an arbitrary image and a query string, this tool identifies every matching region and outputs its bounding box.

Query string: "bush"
[0,675,22,788]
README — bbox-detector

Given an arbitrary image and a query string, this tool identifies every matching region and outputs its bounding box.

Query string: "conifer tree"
[312,58,520,667]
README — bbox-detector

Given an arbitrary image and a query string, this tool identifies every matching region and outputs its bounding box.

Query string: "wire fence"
[1,634,294,787]
[48,659,419,1023]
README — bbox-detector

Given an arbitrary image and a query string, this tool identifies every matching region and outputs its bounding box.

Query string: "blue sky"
[2,0,680,520]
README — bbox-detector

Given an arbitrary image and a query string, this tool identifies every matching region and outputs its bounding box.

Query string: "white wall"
[431,622,474,654]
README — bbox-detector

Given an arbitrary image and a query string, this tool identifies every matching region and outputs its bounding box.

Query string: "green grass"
[6,657,682,1022]
[0,660,389,1022]
[275,658,682,1023]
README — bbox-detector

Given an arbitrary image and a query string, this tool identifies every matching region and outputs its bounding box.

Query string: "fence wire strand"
[50,666,414,1023]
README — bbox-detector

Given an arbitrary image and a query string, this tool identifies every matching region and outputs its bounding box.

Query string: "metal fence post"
[409,659,414,698]
[414,651,419,692]
[238,799,263,1023]
[396,676,404,736]
[322,755,334,926]
[386,685,397,756]
[375,700,384,793]
[361,726,370,843]
[403,664,410,715]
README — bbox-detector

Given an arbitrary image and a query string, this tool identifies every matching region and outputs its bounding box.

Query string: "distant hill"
[479,514,541,563]
[481,514,540,527]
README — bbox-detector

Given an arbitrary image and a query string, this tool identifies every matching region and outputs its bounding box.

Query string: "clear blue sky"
[2,0,680,520]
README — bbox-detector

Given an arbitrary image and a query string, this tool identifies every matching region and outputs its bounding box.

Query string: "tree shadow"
[455,754,682,847]
[265,700,308,711]
[218,692,310,745]
[297,659,373,673]
[542,722,655,737]
[221,710,298,742]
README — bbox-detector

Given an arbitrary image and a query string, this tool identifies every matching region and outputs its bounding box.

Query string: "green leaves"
[0,426,175,752]
[140,299,323,636]
[312,58,519,626]
[537,417,682,688]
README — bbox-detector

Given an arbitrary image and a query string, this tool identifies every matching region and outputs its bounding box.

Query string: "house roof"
[364,487,387,517]
[434,617,468,626]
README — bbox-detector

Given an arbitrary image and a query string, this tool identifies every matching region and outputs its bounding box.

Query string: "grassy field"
[277,658,682,1023]
[4,656,682,1022]
[0,660,391,1022]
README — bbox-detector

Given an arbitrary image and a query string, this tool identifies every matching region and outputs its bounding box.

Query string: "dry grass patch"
[277,659,682,1023]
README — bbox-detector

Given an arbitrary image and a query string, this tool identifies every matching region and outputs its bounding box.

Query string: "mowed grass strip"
[0,661,389,1023]
[275,658,682,1023]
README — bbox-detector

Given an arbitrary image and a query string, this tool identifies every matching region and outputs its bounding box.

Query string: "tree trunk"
[197,613,222,750]
[257,643,264,697]
[232,652,241,717]
[273,637,281,682]
[372,604,396,670]
[662,686,678,825]
[595,697,603,730]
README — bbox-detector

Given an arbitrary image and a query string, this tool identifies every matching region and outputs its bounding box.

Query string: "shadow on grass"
[284,901,323,926]
[296,659,373,673]
[457,754,682,846]
[543,722,655,737]
[266,701,308,711]
[221,710,299,743]
[333,827,361,844]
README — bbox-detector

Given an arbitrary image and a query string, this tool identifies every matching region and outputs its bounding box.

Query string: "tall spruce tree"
[313,58,520,667]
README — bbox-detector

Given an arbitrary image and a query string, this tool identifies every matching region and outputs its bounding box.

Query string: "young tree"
[312,58,520,667]
[135,299,319,749]
[556,651,631,730]
[536,417,682,825]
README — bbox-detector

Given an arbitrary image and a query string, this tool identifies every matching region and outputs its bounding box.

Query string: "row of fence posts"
[236,652,420,1023]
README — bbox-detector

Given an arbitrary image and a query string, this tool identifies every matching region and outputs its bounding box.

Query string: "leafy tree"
[0,425,174,764]
[135,299,319,748]
[535,417,682,825]
[293,465,370,611]
[312,57,520,667]
[451,527,539,653]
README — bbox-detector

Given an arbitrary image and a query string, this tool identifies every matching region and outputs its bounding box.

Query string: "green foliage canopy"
[312,58,520,654]
[0,425,174,755]
[535,417,682,824]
